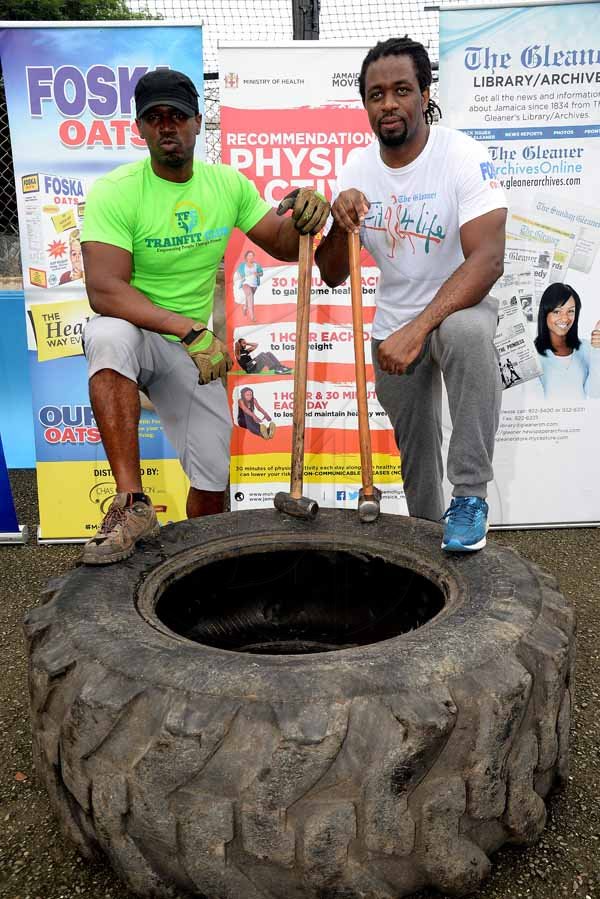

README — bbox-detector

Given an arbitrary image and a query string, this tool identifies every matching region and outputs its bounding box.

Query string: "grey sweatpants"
[83,316,233,491]
[373,295,502,522]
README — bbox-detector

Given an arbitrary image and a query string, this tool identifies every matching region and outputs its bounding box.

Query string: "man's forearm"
[87,277,197,339]
[315,222,351,287]
[274,218,304,261]
[412,253,503,339]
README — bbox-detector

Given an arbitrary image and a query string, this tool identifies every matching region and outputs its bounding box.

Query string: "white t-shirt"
[332,126,507,339]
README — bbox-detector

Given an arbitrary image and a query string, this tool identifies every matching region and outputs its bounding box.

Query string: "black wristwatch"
[181,322,208,345]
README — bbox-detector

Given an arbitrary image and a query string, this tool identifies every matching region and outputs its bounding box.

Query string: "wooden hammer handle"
[348,231,374,497]
[290,232,313,499]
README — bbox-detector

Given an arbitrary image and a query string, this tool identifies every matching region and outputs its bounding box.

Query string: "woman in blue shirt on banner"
[235,250,264,321]
[534,282,600,401]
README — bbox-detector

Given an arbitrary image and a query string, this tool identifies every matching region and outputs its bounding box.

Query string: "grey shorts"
[83,316,233,491]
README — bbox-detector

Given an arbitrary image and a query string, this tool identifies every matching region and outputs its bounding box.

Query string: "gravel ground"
[1,468,599,899]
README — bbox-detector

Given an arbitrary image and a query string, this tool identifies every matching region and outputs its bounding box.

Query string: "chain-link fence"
[0,0,457,244]
[0,76,17,234]
[127,0,443,72]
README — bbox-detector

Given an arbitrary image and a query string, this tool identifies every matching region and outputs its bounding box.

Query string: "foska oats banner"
[0,22,204,539]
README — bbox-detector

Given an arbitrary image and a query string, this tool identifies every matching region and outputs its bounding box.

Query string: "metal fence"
[0,0,453,239]
[0,77,17,234]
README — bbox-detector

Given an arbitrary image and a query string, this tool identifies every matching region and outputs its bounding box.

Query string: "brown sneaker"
[81,493,160,565]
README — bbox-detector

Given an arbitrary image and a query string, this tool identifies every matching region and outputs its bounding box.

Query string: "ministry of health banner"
[0,22,204,539]
[440,1,600,525]
[219,42,405,514]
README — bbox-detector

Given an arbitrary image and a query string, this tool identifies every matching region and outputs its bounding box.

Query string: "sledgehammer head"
[274,492,319,520]
[358,486,381,523]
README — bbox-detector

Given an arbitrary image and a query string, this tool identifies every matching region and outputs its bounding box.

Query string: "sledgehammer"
[273,232,318,520]
[348,231,381,523]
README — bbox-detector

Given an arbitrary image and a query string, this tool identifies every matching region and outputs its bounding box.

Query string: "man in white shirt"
[316,37,507,551]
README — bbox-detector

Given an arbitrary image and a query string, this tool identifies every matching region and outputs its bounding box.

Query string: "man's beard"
[164,155,186,168]
[379,132,407,147]
[378,124,407,147]
[158,141,187,167]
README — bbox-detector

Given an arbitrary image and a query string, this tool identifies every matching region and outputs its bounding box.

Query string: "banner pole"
[0,431,28,544]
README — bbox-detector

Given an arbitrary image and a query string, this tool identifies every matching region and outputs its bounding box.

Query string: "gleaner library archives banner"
[222,30,599,525]
[0,22,204,539]
[219,43,406,514]
[440,0,600,525]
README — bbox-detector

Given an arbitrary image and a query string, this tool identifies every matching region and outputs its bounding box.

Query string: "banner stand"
[1,528,28,545]
[36,531,84,545]
[0,432,28,544]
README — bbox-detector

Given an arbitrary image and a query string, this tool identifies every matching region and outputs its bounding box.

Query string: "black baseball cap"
[135,69,200,119]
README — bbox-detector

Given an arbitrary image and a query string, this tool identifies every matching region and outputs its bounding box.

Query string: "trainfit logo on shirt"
[143,202,229,249]
[175,206,200,234]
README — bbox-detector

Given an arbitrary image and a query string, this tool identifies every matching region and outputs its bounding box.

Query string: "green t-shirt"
[81,158,271,333]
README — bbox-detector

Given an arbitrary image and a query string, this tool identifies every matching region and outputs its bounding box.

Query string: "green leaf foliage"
[0,0,155,20]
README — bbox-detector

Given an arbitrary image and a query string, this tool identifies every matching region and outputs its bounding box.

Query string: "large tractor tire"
[24,510,575,898]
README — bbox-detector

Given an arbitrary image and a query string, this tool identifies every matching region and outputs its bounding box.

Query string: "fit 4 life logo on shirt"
[364,194,447,257]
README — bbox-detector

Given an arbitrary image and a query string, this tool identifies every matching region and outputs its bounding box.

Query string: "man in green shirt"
[80,69,329,565]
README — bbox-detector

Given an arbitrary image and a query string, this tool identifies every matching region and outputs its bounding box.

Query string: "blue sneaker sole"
[441,534,487,552]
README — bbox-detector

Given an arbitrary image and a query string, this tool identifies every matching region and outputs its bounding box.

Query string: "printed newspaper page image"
[493,269,542,389]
